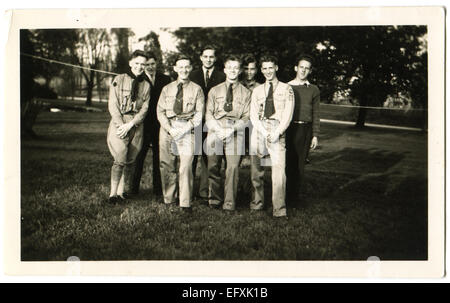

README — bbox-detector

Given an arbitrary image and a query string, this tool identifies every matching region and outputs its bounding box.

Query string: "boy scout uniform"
[205,82,251,210]
[107,74,150,194]
[249,80,294,217]
[157,80,204,208]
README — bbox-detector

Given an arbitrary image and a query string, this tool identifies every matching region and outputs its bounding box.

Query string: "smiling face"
[174,59,192,81]
[243,62,257,81]
[145,58,157,75]
[224,60,241,82]
[129,56,148,76]
[261,61,278,81]
[295,59,312,81]
[200,49,216,69]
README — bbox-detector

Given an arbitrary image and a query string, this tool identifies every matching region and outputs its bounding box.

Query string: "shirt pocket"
[120,89,135,113]
[274,93,286,111]
[164,95,176,111]
[184,96,195,112]
[214,96,226,112]
[256,96,265,118]
[233,96,245,115]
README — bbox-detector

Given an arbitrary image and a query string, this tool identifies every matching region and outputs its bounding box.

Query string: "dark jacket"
[190,68,226,99]
[144,72,172,138]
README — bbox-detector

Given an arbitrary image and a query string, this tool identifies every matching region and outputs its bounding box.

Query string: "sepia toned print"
[4,7,445,277]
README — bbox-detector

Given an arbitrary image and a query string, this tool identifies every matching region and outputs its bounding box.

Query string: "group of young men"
[107,46,320,219]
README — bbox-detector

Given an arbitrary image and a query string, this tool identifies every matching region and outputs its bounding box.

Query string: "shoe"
[117,195,129,205]
[209,204,220,209]
[121,192,133,200]
[105,196,119,205]
[196,195,209,204]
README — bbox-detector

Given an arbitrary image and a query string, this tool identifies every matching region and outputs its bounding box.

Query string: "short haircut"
[224,55,241,66]
[174,54,191,65]
[201,45,217,56]
[260,55,278,66]
[297,54,314,67]
[129,50,149,61]
[242,54,257,67]
[145,51,157,61]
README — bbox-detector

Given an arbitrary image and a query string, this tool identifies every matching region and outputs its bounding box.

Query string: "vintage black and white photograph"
[4,7,445,277]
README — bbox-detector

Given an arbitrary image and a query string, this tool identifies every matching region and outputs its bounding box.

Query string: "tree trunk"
[355,98,368,128]
[21,98,42,138]
[85,70,95,106]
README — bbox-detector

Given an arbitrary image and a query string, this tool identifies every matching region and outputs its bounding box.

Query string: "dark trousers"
[192,125,209,198]
[132,129,162,195]
[286,122,312,202]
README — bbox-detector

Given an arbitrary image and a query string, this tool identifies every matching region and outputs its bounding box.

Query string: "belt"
[170,116,190,121]
[292,120,310,124]
[261,118,278,121]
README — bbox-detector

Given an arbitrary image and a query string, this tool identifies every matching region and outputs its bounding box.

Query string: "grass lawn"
[20,109,428,261]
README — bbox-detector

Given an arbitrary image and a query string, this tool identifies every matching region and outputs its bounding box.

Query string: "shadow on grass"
[20,113,427,261]
[311,147,406,174]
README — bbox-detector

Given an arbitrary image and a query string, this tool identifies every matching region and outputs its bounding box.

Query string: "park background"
[19,25,428,261]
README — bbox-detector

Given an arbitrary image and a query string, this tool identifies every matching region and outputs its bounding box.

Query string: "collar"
[202,66,215,75]
[243,79,256,85]
[265,78,279,88]
[289,79,310,86]
[145,71,155,79]
[226,80,238,88]
[176,78,190,86]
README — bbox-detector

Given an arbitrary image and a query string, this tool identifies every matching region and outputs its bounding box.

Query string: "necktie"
[224,83,233,112]
[173,83,183,115]
[205,70,210,87]
[263,82,275,118]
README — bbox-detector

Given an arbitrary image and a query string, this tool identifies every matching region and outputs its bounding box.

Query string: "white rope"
[20,52,119,76]
[321,102,426,111]
[21,52,427,112]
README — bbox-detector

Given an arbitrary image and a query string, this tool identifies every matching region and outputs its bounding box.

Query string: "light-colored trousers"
[159,120,195,207]
[250,119,287,217]
[205,130,245,210]
[107,115,143,192]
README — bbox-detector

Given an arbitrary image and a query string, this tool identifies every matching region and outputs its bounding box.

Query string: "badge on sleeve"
[112,82,117,87]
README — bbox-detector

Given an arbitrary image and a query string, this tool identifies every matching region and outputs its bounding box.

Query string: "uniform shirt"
[288,79,320,137]
[250,79,295,136]
[157,79,205,133]
[205,81,251,132]
[108,73,150,128]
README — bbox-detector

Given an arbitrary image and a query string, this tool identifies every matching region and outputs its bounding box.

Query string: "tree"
[74,29,113,106]
[20,29,38,138]
[111,28,133,74]
[28,29,78,90]
[138,31,165,72]
[316,26,427,127]
[171,26,427,128]
[20,29,79,137]
[172,26,322,81]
